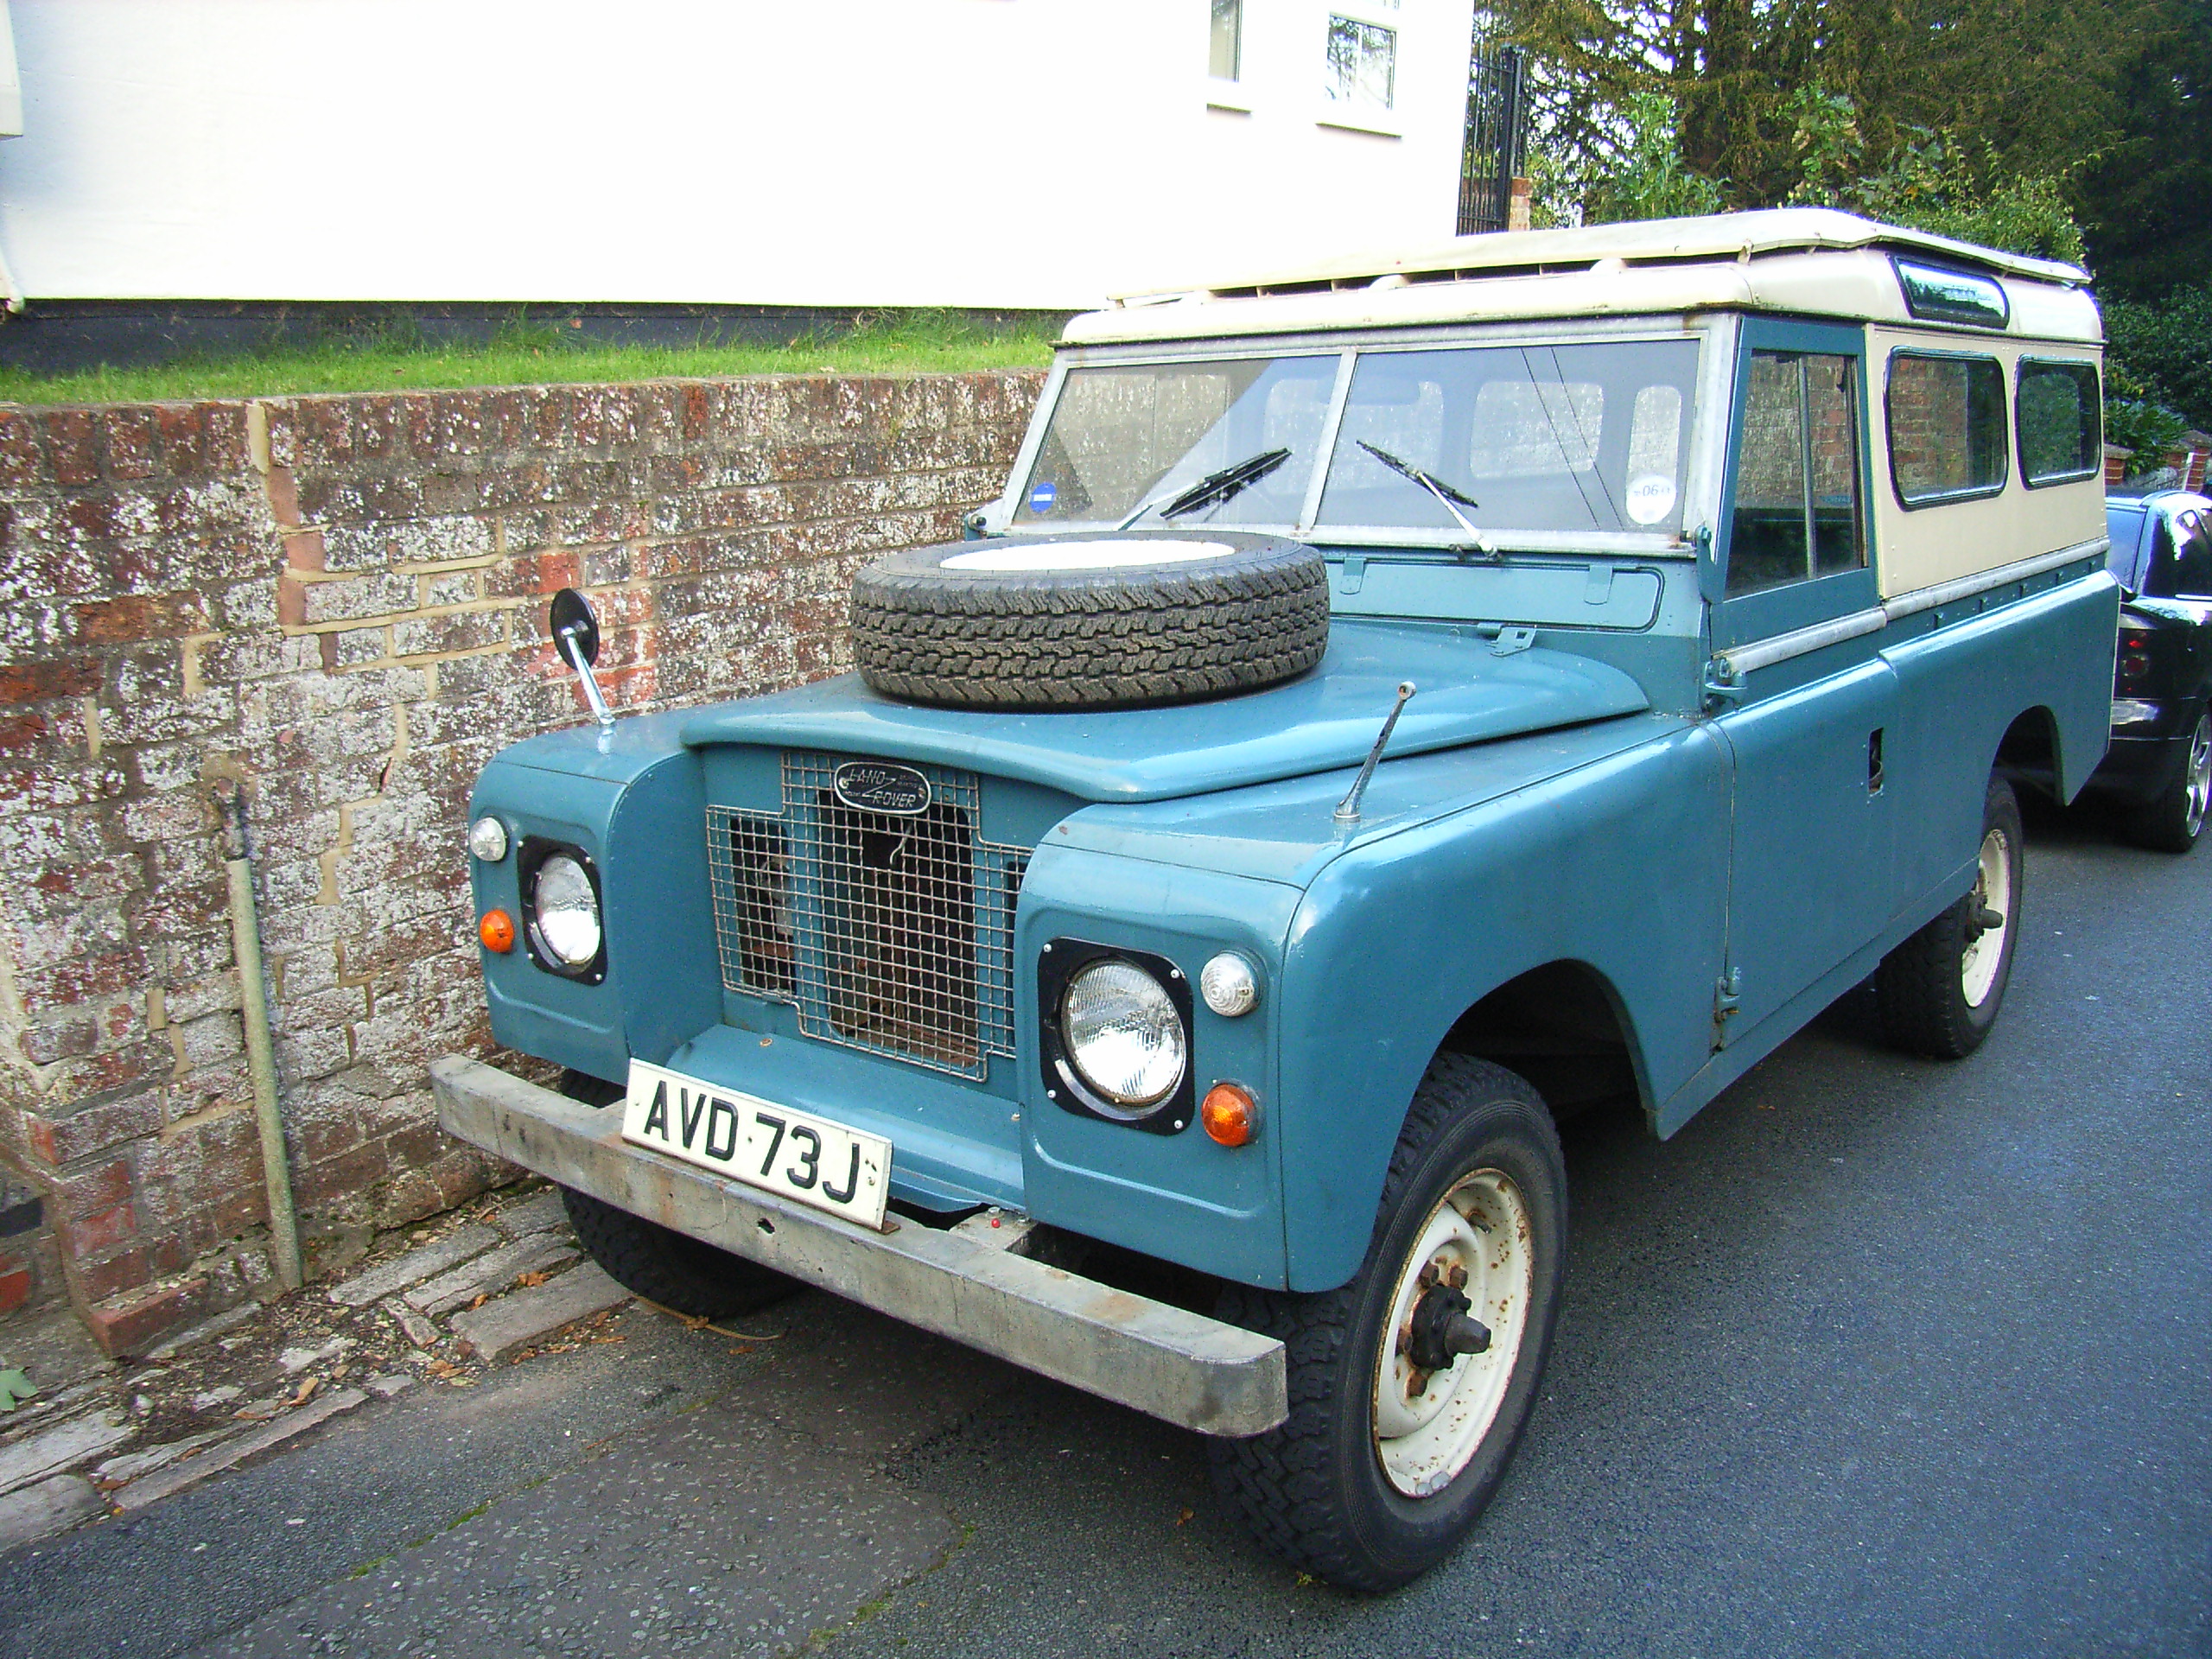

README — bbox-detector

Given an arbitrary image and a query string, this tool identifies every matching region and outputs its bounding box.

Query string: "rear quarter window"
[1885,352,2006,506]
[2016,359,2101,486]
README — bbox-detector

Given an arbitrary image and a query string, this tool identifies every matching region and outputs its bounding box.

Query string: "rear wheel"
[1876,773,2024,1058]
[1208,1056,1566,1591]
[554,1071,797,1319]
[2126,706,2210,854]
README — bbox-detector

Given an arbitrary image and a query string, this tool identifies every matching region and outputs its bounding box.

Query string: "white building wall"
[0,0,1477,311]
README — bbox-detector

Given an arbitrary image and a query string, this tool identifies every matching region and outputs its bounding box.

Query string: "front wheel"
[2126,706,2210,854]
[1876,772,2024,1058]
[555,1071,798,1319]
[1209,1055,1566,1591]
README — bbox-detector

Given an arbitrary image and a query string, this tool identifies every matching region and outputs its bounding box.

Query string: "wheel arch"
[1994,702,2067,802]
[1435,957,1654,1126]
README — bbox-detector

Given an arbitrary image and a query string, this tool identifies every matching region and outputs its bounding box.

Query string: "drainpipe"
[215,782,303,1291]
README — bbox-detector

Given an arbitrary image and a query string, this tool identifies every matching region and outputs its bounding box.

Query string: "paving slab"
[447,1263,629,1363]
[0,1475,101,1552]
[196,1387,958,1658]
[114,1389,369,1512]
[327,1225,500,1306]
[489,1189,568,1237]
[93,1429,232,1485]
[404,1236,580,1317]
[0,1414,134,1498]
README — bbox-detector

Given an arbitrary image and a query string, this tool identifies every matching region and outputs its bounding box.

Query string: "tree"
[2073,0,2212,302]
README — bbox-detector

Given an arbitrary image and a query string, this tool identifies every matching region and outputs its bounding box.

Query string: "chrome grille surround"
[708,753,1027,1079]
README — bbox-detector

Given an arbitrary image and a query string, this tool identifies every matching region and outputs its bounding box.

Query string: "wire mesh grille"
[708,753,1027,1079]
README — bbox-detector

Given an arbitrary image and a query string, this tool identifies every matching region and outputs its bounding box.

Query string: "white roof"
[1064,209,2101,348]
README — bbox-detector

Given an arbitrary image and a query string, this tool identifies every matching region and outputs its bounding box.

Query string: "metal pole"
[217,784,302,1291]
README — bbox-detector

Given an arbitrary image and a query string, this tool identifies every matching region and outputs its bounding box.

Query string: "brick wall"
[0,369,1041,1352]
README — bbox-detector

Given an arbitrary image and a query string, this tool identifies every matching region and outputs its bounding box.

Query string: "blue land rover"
[435,209,2115,1590]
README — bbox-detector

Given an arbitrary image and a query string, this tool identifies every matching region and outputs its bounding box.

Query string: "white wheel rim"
[2184,715,2210,838]
[1372,1169,1533,1498]
[1960,824,2012,1007]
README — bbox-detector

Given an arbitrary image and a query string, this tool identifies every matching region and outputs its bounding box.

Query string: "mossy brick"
[296,569,416,626]
[81,1274,212,1357]
[419,568,477,609]
[21,1013,99,1065]
[41,410,101,485]
[391,607,507,659]
[99,407,162,480]
[480,549,583,601]
[19,944,151,1015]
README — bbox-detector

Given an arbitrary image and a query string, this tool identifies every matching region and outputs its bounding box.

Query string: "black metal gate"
[1459,43,1529,236]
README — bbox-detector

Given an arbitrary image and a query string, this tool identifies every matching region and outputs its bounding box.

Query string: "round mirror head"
[548,588,600,667]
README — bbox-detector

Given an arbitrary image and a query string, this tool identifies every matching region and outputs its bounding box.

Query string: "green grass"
[0,310,1060,406]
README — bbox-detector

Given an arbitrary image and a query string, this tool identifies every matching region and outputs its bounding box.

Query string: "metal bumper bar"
[430,1056,1288,1436]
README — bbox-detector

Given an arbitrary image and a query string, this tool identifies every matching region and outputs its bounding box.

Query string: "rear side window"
[2017,359,2101,486]
[1886,353,2006,506]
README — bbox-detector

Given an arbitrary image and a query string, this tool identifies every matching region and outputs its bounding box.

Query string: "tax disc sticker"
[1625,474,1677,525]
[1027,480,1058,514]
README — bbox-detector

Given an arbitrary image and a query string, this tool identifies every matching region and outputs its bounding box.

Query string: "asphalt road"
[3,798,2206,1658]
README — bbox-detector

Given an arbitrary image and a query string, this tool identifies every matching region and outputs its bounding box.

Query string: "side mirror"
[548,588,613,732]
[550,587,601,669]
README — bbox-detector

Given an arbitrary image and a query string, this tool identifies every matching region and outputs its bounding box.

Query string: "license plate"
[620,1060,892,1230]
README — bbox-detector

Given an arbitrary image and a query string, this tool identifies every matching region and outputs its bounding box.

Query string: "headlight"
[1061,958,1187,1109]
[528,852,601,969]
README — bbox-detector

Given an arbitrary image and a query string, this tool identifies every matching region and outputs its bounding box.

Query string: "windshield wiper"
[1121,447,1292,527]
[1357,441,1497,557]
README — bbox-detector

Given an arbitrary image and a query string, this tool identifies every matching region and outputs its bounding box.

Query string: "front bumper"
[430,1055,1288,1436]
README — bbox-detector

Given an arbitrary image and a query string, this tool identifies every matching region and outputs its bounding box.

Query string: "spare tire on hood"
[849,530,1330,711]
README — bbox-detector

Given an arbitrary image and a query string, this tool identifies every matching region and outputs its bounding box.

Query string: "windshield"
[1318,340,1700,537]
[1013,338,1701,543]
[1013,356,1338,530]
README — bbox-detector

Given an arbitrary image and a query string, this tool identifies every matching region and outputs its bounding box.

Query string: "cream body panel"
[1867,327,2106,600]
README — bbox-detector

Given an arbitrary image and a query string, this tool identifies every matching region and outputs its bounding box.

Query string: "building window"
[1885,351,2006,507]
[1325,3,1398,111]
[1210,0,1243,81]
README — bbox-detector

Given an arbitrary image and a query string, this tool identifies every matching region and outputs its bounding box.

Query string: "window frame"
[1884,346,2010,512]
[1713,317,1877,650]
[1209,0,1243,86]
[1320,0,1400,121]
[2013,355,2103,490]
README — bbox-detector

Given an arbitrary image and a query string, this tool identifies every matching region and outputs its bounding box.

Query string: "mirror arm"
[559,624,616,732]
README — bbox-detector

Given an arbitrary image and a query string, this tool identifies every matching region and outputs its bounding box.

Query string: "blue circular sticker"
[1027,480,1058,514]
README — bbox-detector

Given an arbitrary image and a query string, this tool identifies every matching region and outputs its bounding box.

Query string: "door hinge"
[1489,624,1537,658]
[1713,966,1743,1046]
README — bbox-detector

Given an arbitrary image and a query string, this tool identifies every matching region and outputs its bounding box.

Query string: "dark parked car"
[2094,490,2212,849]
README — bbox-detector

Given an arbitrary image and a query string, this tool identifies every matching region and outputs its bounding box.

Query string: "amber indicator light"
[1201,1082,1255,1147]
[479,908,516,953]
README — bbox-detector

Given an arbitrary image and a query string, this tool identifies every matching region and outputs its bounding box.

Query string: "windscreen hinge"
[1488,625,1536,658]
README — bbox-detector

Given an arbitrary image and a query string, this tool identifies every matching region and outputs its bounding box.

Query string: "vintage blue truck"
[432,209,2115,1589]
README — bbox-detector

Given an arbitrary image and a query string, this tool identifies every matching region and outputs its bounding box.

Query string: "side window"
[1886,353,2006,505]
[2017,359,2101,486]
[1726,351,1864,598]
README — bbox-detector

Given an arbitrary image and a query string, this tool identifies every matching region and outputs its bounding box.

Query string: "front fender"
[1275,721,1731,1290]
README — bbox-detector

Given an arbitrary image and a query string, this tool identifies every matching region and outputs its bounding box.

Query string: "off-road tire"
[2125,705,2210,854]
[553,1071,797,1319]
[1207,1054,1567,1592]
[849,531,1329,710]
[1876,773,2024,1059]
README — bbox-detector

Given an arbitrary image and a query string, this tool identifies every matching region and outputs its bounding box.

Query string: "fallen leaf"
[289,1376,320,1407]
[469,1294,488,1309]
[514,1270,549,1289]
[1174,1508,1194,1527]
